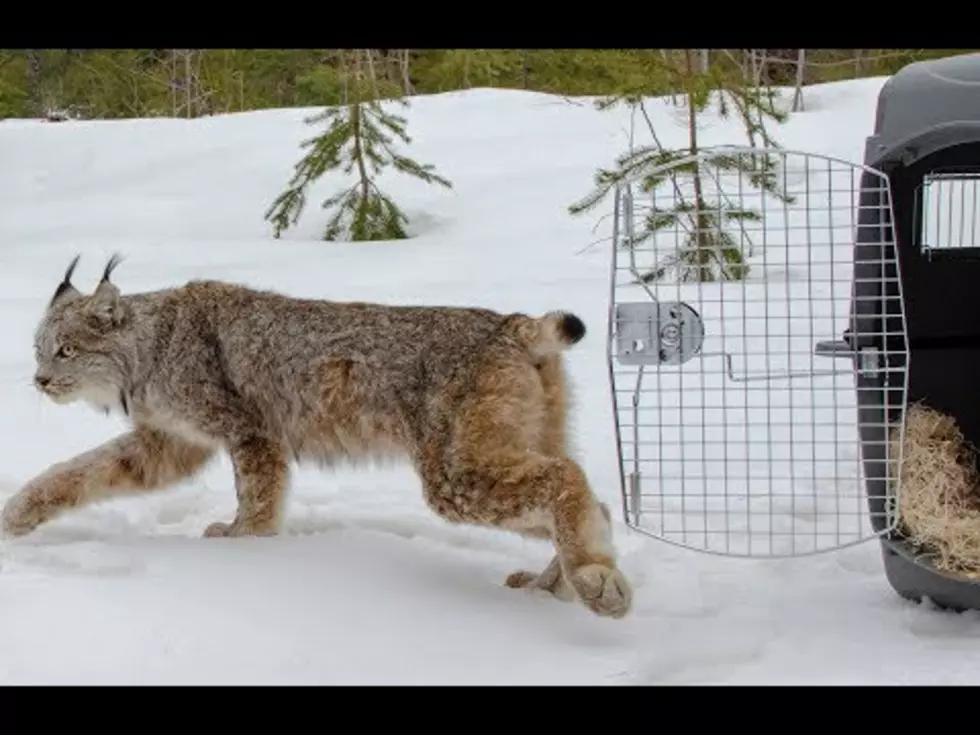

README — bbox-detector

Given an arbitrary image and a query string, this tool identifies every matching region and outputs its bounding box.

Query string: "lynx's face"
[34,304,126,406]
[32,254,131,409]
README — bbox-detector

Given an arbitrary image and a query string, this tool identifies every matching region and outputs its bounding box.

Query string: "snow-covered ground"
[1,76,977,685]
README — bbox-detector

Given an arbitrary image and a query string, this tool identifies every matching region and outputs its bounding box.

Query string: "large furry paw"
[506,570,539,588]
[202,519,278,538]
[203,521,234,538]
[568,563,633,619]
[505,555,576,602]
[1,491,52,538]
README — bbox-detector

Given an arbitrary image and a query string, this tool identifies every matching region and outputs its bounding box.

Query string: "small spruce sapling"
[265,73,452,242]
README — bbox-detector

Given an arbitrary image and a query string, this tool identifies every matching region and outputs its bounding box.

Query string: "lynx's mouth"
[35,380,80,404]
[48,392,78,405]
[37,380,127,416]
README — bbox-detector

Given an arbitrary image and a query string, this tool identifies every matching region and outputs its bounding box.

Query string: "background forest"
[0,49,970,120]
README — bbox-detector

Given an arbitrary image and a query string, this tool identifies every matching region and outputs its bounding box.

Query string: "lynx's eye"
[55,344,76,360]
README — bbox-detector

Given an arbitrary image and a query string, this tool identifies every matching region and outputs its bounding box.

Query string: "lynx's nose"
[34,374,51,389]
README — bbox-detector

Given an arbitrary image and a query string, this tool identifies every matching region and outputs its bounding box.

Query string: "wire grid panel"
[607,145,909,558]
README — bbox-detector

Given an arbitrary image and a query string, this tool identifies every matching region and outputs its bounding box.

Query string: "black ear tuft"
[100,253,124,285]
[50,254,82,306]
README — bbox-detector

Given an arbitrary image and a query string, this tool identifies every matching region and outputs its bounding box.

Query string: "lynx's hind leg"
[535,354,571,460]
[505,354,602,605]
[2,426,216,538]
[445,358,632,619]
[506,554,576,602]
[506,502,612,604]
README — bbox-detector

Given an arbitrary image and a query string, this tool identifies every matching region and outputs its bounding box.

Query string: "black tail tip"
[558,312,586,344]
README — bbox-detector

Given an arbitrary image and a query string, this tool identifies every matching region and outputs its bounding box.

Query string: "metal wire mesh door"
[607,146,910,557]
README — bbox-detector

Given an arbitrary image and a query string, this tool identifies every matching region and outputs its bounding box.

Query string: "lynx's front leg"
[203,436,288,538]
[2,426,215,538]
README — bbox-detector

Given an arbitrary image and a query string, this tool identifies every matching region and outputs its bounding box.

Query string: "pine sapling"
[265,96,452,242]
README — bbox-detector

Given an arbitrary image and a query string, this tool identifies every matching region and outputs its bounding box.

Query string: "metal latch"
[815,329,855,359]
[815,329,883,375]
[614,301,705,366]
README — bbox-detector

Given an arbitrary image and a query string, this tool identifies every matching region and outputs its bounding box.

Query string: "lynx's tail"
[509,310,586,359]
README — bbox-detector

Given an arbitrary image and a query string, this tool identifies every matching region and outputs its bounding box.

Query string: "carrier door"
[607,146,908,558]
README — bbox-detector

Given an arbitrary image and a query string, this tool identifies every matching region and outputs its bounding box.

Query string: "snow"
[0,75,977,684]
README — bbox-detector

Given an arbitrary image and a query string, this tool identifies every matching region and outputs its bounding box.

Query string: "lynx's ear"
[49,254,82,307]
[86,253,129,329]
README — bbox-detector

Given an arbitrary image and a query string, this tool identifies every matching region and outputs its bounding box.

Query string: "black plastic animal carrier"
[828,52,980,610]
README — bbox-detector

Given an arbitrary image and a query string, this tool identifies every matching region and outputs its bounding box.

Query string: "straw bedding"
[893,403,980,578]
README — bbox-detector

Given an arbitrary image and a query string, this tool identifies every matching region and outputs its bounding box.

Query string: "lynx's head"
[33,254,134,410]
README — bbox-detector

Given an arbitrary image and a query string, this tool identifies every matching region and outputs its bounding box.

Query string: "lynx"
[2,255,633,619]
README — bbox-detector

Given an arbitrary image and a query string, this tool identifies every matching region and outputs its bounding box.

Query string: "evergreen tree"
[569,49,795,283]
[264,50,452,242]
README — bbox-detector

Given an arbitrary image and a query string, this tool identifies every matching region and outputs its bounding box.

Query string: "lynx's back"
[186,279,508,384]
[148,280,536,465]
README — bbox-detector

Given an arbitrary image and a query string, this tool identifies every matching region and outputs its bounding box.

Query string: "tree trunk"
[338,50,349,105]
[26,50,42,116]
[364,49,380,100]
[661,50,678,105]
[753,50,767,87]
[184,51,192,118]
[401,49,412,95]
[684,50,706,251]
[792,49,806,112]
[170,51,178,116]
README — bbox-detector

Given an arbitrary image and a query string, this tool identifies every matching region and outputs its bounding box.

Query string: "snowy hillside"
[1,76,978,685]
